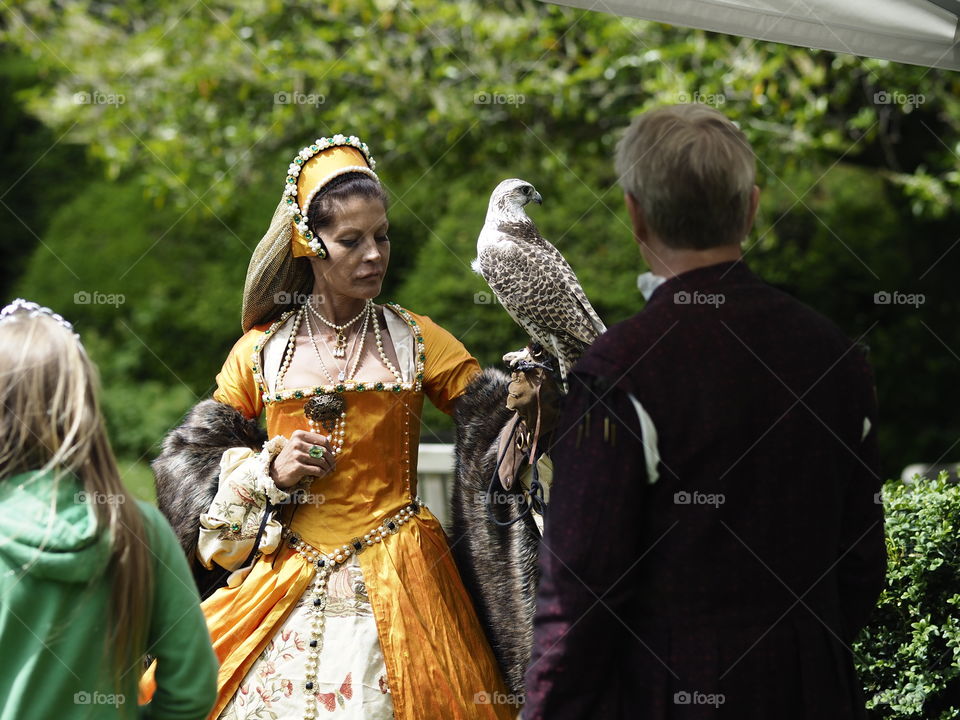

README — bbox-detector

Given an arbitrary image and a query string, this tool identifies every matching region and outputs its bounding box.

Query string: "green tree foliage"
[2,0,958,467]
[855,473,960,719]
[0,47,88,297]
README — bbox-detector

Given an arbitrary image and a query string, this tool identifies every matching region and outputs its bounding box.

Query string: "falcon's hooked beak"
[531,190,543,205]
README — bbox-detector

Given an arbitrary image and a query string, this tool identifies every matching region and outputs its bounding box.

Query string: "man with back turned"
[522,103,885,720]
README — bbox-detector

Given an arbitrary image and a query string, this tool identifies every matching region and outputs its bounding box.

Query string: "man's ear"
[624,192,648,245]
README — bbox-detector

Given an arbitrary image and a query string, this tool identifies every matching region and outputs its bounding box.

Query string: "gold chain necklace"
[306,298,369,359]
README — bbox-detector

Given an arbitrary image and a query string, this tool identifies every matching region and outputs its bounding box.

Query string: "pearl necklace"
[303,307,367,457]
[305,304,369,384]
[275,308,304,393]
[268,302,408,463]
[275,307,360,457]
[371,306,404,383]
[307,298,369,358]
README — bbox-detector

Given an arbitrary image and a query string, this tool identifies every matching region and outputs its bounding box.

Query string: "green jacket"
[0,469,218,719]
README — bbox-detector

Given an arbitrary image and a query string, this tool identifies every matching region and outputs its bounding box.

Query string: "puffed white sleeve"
[197,441,291,585]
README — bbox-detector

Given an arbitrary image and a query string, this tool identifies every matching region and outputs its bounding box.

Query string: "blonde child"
[0,299,218,719]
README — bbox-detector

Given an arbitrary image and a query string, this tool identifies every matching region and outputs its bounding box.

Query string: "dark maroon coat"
[523,260,885,720]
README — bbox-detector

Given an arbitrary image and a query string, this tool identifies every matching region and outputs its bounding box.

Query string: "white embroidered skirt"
[218,555,394,719]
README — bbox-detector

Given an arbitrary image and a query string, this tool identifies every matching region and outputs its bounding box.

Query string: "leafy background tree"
[2,0,958,492]
[3,2,960,716]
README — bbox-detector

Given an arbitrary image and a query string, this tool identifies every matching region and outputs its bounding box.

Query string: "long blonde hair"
[0,304,153,689]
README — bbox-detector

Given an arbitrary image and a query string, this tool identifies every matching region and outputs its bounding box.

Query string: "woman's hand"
[269,429,336,489]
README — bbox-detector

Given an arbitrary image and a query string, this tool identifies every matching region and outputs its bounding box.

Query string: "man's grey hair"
[615,103,757,250]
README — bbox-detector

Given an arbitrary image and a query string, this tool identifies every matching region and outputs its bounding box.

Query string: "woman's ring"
[309,445,325,459]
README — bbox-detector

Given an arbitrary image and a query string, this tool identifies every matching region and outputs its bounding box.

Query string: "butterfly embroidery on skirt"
[315,672,352,711]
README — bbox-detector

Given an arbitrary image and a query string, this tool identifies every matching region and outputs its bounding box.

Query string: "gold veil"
[240,198,312,332]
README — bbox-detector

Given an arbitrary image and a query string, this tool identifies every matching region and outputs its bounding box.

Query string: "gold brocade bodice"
[268,388,426,549]
[212,303,481,551]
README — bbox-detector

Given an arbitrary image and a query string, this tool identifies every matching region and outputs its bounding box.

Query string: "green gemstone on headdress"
[305,231,313,239]
[285,197,294,204]
[392,385,402,392]
[293,390,304,399]
[294,214,302,223]
[314,386,324,394]
[374,382,384,391]
[356,383,365,391]
[335,384,345,393]
[311,145,318,151]
[286,176,295,183]
[295,157,304,164]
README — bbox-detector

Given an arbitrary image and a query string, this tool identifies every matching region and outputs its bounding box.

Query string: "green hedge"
[855,473,960,718]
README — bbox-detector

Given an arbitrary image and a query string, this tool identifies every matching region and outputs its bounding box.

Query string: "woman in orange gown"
[142,135,517,720]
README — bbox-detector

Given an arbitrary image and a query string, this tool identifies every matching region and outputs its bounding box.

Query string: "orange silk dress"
[176,303,513,719]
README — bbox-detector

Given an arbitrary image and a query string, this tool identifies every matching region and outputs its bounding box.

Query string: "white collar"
[637,271,667,301]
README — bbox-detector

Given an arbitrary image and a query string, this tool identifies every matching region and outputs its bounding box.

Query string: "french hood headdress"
[241,134,378,331]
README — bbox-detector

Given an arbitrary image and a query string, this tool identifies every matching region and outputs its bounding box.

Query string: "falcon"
[472,178,607,386]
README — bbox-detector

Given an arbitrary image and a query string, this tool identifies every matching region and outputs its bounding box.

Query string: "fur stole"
[152,398,266,598]
[451,368,542,696]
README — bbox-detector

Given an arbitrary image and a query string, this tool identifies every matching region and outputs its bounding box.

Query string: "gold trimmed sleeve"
[212,329,265,420]
[413,312,481,416]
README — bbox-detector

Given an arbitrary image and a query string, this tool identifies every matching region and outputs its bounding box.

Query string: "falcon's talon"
[503,348,532,369]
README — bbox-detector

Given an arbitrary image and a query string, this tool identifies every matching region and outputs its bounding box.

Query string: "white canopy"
[542,0,960,71]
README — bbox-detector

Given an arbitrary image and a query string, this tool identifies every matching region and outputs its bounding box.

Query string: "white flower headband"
[0,298,80,339]
[282,134,379,258]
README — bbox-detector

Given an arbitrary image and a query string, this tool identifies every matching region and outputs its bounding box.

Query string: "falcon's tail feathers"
[584,300,607,337]
[550,334,572,394]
